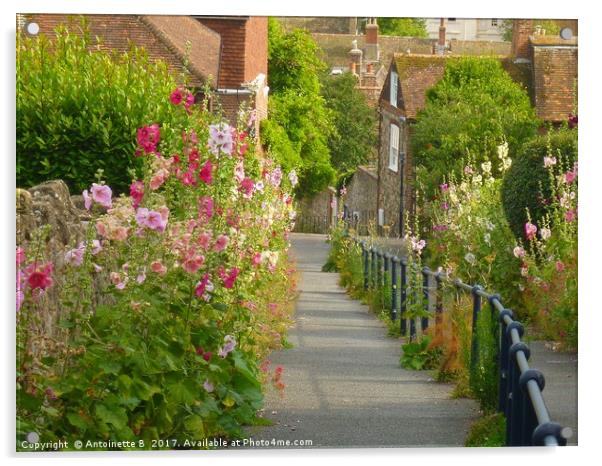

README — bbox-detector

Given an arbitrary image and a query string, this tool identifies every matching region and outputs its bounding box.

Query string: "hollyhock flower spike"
[64,242,86,266]
[137,124,160,154]
[199,159,213,185]
[130,181,145,208]
[524,222,537,241]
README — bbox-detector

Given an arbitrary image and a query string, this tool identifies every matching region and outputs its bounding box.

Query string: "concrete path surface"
[527,341,578,445]
[247,233,478,448]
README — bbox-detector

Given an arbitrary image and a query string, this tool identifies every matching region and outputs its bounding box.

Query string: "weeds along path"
[246,233,478,448]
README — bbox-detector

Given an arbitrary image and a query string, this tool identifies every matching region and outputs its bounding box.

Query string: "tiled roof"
[141,16,221,86]
[393,54,448,119]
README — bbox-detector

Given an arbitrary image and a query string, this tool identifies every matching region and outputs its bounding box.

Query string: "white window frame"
[389,123,399,172]
[390,70,398,107]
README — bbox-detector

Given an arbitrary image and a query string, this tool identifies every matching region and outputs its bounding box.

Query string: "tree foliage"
[412,57,538,196]
[320,72,377,175]
[262,18,336,198]
[16,22,178,194]
[377,18,428,37]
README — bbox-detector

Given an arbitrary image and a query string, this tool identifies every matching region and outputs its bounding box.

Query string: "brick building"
[21,14,269,131]
[372,19,577,238]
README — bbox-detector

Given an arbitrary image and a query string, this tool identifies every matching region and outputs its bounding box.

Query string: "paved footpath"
[247,233,478,448]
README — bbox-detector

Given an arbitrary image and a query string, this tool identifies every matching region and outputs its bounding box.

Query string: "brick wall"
[244,17,268,83]
[532,45,578,122]
[511,19,534,60]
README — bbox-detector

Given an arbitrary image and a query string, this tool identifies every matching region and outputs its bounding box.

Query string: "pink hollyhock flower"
[240,177,255,199]
[16,247,25,267]
[64,242,86,266]
[197,231,212,250]
[441,202,449,210]
[234,161,245,182]
[146,210,168,232]
[238,143,249,156]
[270,168,283,187]
[188,148,199,164]
[565,209,576,222]
[90,183,113,209]
[150,169,169,190]
[137,124,160,154]
[170,88,183,105]
[222,267,240,289]
[513,246,526,258]
[440,183,449,192]
[195,273,211,298]
[520,266,529,277]
[93,263,103,273]
[184,92,195,112]
[218,335,236,358]
[27,263,54,290]
[136,270,147,284]
[199,159,213,184]
[556,261,565,272]
[110,272,128,290]
[151,261,167,275]
[183,255,205,274]
[564,170,577,184]
[130,181,145,208]
[252,253,262,267]
[543,156,557,168]
[540,228,551,240]
[181,170,196,186]
[203,380,214,393]
[464,166,474,175]
[198,196,214,219]
[135,207,150,227]
[524,222,537,241]
[214,234,229,252]
[113,227,129,242]
[82,189,92,210]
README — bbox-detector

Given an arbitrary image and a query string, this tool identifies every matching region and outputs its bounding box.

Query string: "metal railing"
[354,237,570,447]
[293,215,331,234]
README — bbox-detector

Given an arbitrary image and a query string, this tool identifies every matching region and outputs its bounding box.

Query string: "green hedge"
[17,23,178,194]
[501,129,577,239]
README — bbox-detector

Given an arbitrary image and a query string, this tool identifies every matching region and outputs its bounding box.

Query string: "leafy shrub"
[376,18,428,37]
[413,57,538,196]
[17,22,177,194]
[465,413,506,447]
[400,336,441,370]
[501,128,578,240]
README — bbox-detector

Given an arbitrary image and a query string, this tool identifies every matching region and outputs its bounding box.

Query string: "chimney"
[511,19,534,62]
[349,39,363,75]
[364,18,380,62]
[435,18,446,55]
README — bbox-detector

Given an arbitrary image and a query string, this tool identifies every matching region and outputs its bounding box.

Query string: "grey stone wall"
[294,188,336,233]
[342,166,377,234]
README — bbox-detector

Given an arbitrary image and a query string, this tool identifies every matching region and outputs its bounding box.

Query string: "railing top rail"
[351,235,567,446]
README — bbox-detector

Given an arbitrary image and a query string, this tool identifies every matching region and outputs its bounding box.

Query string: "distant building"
[424,18,504,41]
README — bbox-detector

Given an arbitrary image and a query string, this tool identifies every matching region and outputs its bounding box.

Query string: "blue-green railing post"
[469,285,482,389]
[391,257,398,321]
[498,309,514,413]
[400,259,407,336]
[421,267,430,332]
[362,242,369,291]
[370,248,376,289]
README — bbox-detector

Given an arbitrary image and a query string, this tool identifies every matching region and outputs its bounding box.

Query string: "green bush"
[501,129,578,239]
[17,22,177,194]
[413,57,538,196]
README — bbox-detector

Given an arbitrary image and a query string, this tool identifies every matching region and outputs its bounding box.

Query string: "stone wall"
[449,39,511,56]
[342,166,377,235]
[294,188,336,234]
[277,17,355,34]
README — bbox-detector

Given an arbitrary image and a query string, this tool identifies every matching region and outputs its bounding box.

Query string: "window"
[390,70,398,107]
[491,19,498,26]
[448,18,456,22]
[389,123,399,172]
